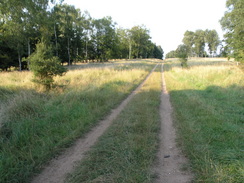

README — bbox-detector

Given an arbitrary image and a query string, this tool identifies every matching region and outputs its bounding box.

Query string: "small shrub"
[29,42,67,90]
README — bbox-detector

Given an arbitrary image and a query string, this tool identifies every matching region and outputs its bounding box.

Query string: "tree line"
[166,29,220,59]
[166,0,244,63]
[0,0,164,71]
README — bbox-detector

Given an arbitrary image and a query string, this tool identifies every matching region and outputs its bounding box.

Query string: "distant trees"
[0,1,163,71]
[165,50,177,59]
[205,29,220,57]
[220,0,244,62]
[182,31,195,57]
[166,29,220,59]
[116,26,163,59]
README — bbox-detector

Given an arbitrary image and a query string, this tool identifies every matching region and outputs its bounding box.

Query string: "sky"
[63,0,227,55]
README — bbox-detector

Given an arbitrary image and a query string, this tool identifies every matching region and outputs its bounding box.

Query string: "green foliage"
[220,0,244,62]
[181,29,220,57]
[166,50,177,58]
[205,29,220,56]
[0,1,163,69]
[29,42,67,89]
[176,44,188,67]
[182,30,195,57]
[129,25,152,58]
[193,29,206,57]
[167,29,220,60]
[92,16,118,61]
[152,45,164,59]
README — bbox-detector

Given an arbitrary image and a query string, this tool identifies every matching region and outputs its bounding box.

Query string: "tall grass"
[164,60,244,182]
[0,61,154,183]
[67,66,161,183]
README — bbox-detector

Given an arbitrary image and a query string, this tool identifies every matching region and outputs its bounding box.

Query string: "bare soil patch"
[154,63,193,183]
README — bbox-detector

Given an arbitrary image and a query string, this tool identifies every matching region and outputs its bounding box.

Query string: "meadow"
[0,58,243,182]
[164,59,244,182]
[0,61,155,182]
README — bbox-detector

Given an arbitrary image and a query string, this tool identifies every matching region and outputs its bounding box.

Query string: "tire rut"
[31,64,159,183]
[154,63,193,183]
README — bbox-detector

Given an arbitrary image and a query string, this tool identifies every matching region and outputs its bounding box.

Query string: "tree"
[92,16,117,61]
[176,44,188,67]
[129,25,151,58]
[220,0,244,62]
[0,0,62,70]
[152,44,164,59]
[205,29,220,57]
[166,50,177,58]
[0,0,26,70]
[193,30,206,57]
[117,28,131,59]
[182,30,195,57]
[0,1,164,69]
[29,42,67,90]
[55,4,79,65]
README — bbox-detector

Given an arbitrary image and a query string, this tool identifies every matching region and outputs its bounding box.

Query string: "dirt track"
[31,64,158,183]
[153,63,193,183]
[31,63,193,183]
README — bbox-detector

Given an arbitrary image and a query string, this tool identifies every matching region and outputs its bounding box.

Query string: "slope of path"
[31,64,159,183]
[154,63,193,183]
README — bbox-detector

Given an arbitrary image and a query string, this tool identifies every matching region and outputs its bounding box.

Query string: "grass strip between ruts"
[67,66,162,183]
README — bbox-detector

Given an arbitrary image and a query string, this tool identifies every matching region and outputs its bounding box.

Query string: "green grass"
[164,60,244,182]
[66,66,161,183]
[0,61,156,183]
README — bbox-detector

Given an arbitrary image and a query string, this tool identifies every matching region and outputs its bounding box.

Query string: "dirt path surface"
[154,63,193,183]
[31,64,158,183]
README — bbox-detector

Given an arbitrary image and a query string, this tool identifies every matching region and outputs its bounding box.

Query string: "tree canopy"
[0,1,163,71]
[220,0,244,62]
[166,29,220,59]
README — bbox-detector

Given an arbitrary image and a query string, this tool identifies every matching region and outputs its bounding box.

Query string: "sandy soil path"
[154,63,193,183]
[31,64,158,183]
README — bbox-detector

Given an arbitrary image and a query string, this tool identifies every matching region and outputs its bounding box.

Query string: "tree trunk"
[27,39,31,70]
[85,30,88,61]
[67,38,71,65]
[129,41,131,59]
[18,50,21,71]
[85,39,88,60]
[54,24,58,56]
[17,42,22,71]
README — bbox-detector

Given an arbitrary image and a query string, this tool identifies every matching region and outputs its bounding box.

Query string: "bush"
[29,42,67,90]
[176,44,188,68]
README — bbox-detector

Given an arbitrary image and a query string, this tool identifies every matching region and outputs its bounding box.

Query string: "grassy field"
[66,65,161,183]
[1,58,243,182]
[0,61,156,183]
[164,59,244,182]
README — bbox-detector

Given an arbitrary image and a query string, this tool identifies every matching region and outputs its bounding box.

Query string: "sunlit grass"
[0,71,34,90]
[0,61,155,183]
[67,66,161,183]
[164,60,244,182]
